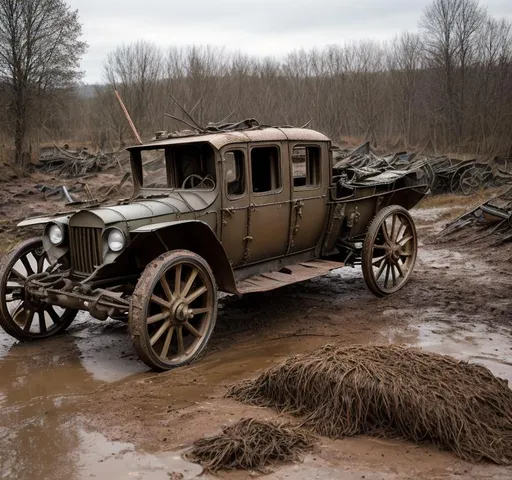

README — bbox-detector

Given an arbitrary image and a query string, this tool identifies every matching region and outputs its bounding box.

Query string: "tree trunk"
[13,85,28,167]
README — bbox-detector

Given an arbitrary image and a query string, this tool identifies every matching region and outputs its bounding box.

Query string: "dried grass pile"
[184,418,314,473]
[227,344,512,464]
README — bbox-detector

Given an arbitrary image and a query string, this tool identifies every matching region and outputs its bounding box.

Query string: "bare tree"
[104,40,163,142]
[0,0,87,166]
[420,0,487,149]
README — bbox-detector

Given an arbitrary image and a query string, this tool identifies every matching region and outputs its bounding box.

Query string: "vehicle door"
[220,145,249,267]
[288,142,328,254]
[247,143,291,263]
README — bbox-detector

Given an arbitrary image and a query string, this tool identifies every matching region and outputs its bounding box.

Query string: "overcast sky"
[67,0,512,84]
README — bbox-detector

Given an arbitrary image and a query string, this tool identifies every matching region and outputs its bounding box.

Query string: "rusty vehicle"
[0,124,429,370]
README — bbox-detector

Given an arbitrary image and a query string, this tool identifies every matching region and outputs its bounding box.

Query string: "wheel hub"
[172,300,193,323]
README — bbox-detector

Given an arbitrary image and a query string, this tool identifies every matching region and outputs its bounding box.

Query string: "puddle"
[1,427,202,480]
[77,431,202,480]
[385,310,512,383]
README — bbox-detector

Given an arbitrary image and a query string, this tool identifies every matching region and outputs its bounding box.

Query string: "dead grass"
[184,418,314,474]
[416,188,504,210]
[227,344,512,464]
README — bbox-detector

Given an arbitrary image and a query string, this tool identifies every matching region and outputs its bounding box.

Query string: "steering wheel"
[181,174,215,189]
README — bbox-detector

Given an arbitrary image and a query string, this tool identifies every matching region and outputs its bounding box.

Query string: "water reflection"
[0,337,101,480]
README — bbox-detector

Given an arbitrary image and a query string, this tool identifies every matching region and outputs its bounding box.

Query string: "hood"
[18,190,217,231]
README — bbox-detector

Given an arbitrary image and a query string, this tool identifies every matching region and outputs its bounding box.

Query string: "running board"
[236,259,344,294]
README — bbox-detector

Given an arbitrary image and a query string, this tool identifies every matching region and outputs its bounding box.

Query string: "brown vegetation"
[183,418,314,474]
[228,344,512,464]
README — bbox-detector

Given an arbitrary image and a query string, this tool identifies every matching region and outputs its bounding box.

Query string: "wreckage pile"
[37,146,119,178]
[227,344,512,464]
[439,187,512,246]
[184,418,314,473]
[333,143,512,195]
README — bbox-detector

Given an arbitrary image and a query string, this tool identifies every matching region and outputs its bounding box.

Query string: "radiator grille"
[69,227,103,274]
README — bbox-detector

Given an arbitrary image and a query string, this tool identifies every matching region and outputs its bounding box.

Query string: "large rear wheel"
[362,206,418,297]
[129,250,218,370]
[0,238,77,340]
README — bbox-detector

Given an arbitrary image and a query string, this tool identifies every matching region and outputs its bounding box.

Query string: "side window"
[250,146,281,193]
[292,145,321,189]
[224,150,245,197]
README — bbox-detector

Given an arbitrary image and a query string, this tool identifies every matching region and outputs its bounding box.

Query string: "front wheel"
[362,206,418,297]
[129,249,218,370]
[0,238,77,340]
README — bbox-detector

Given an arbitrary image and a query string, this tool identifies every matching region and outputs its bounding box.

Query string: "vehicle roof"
[126,127,331,151]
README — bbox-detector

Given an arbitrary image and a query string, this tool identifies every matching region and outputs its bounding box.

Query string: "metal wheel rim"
[369,211,416,294]
[144,260,214,365]
[1,243,69,336]
[460,173,479,196]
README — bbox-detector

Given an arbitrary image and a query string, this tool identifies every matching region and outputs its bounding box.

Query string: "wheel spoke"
[150,294,171,309]
[395,261,405,278]
[11,268,26,282]
[160,326,174,359]
[38,312,47,334]
[174,264,182,297]
[12,303,27,322]
[23,311,34,332]
[191,306,211,315]
[36,253,46,273]
[160,275,174,302]
[384,263,391,288]
[395,222,406,243]
[373,244,387,250]
[147,311,169,325]
[391,263,397,287]
[376,259,387,280]
[390,215,397,241]
[399,235,413,247]
[150,319,171,346]
[183,321,202,338]
[176,325,184,355]
[381,222,391,245]
[181,268,198,298]
[372,255,387,267]
[185,286,207,304]
[47,306,61,325]
[21,255,35,276]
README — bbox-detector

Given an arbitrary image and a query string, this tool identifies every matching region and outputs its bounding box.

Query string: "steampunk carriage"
[0,125,429,370]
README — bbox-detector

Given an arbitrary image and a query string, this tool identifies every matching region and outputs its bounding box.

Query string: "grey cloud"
[68,0,512,83]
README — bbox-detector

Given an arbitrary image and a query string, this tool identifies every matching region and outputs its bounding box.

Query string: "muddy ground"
[0,181,511,480]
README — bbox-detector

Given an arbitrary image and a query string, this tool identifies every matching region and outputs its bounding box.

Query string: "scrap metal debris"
[333,142,512,195]
[439,187,512,245]
[37,145,120,178]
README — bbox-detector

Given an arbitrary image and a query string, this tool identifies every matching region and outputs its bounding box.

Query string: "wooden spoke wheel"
[362,206,418,297]
[0,238,77,340]
[129,249,218,370]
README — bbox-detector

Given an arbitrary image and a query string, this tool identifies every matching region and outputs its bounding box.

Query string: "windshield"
[140,142,216,190]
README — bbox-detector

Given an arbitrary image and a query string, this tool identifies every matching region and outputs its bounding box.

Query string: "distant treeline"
[1,0,511,160]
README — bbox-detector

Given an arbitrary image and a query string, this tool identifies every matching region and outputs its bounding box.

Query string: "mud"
[0,201,511,480]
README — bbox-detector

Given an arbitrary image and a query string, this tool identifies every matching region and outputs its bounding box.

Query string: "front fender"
[107,220,238,294]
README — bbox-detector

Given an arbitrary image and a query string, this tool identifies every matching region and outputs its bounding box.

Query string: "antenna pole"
[114,90,143,145]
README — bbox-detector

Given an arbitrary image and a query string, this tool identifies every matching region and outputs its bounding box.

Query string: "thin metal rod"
[114,90,143,145]
[169,94,205,131]
[164,113,200,131]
